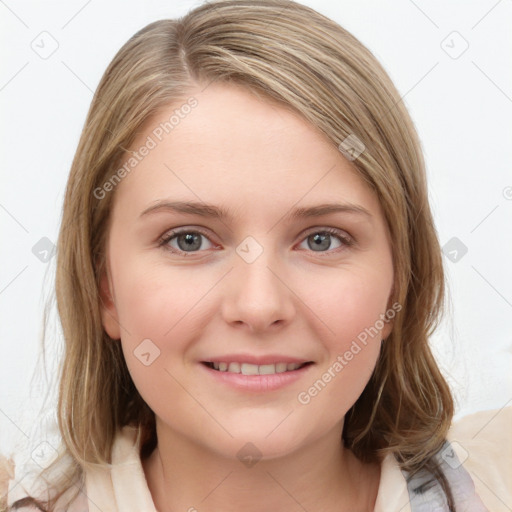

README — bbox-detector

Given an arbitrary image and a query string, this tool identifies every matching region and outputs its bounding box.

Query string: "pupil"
[178,233,201,251]
[309,233,330,251]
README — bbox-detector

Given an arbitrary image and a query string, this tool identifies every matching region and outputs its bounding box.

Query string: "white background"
[1,0,511,462]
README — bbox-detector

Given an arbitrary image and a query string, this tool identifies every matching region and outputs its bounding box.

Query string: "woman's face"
[100,82,394,459]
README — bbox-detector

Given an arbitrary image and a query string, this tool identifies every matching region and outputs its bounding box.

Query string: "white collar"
[82,425,411,512]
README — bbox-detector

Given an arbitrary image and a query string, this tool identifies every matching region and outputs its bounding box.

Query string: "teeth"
[241,363,259,375]
[228,362,240,373]
[259,364,276,375]
[208,361,306,375]
[276,362,288,373]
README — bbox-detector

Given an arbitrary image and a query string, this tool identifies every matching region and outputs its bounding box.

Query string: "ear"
[99,266,121,340]
[381,316,394,340]
[381,286,399,341]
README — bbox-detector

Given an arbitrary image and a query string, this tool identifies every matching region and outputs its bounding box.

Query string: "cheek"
[113,255,210,341]
[110,254,221,385]
[293,266,390,411]
[112,263,211,421]
[307,264,392,347]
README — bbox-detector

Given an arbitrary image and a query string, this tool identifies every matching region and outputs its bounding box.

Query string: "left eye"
[159,228,352,255]
[297,230,349,252]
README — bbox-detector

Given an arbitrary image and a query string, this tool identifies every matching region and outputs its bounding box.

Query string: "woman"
[1,1,510,510]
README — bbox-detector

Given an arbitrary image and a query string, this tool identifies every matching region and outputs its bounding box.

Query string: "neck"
[142,420,380,512]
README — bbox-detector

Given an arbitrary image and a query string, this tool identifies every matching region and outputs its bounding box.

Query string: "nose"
[221,249,295,334]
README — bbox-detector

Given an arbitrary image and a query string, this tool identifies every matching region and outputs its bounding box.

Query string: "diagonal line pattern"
[61,60,94,93]
[470,398,512,440]
[61,0,93,29]
[0,265,28,296]
[471,265,512,308]
[407,0,439,29]
[266,471,311,512]
[0,407,29,439]
[471,0,503,30]
[470,204,499,233]
[0,203,29,233]
[0,0,29,28]
[472,61,512,104]
[61,61,116,115]
[200,471,233,503]
[470,470,512,510]
[265,410,294,438]
[0,62,29,91]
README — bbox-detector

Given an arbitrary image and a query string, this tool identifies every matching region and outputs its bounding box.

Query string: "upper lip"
[201,354,313,365]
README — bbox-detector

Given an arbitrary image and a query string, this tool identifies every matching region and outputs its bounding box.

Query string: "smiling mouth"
[202,361,314,375]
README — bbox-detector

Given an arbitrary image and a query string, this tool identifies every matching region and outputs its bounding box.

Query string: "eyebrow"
[139,200,372,221]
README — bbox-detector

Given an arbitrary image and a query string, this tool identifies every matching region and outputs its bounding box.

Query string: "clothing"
[2,407,511,511]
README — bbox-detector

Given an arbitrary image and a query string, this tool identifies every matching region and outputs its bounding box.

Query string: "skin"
[99,82,394,512]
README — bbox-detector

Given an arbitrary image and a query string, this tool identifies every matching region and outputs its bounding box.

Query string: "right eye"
[158,229,216,255]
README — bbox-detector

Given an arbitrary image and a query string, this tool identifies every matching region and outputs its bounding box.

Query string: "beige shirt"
[2,407,511,511]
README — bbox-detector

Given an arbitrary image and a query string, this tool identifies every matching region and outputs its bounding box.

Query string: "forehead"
[112,82,381,222]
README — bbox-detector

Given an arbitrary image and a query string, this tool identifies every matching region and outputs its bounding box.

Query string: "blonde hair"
[8,0,454,510]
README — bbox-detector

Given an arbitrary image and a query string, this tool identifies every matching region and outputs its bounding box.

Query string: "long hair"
[8,1,454,510]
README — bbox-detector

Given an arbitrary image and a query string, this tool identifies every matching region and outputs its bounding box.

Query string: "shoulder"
[447,405,512,511]
[0,451,88,512]
[0,452,15,511]
[374,407,512,512]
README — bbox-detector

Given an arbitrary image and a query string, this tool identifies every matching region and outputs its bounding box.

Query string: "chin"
[211,434,305,464]
[206,413,319,461]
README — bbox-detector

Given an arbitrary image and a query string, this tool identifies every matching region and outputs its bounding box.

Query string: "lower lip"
[199,363,314,392]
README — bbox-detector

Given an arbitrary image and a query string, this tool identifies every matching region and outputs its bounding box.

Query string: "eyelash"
[157,227,354,257]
